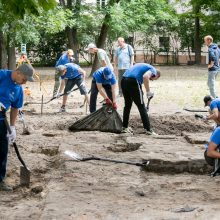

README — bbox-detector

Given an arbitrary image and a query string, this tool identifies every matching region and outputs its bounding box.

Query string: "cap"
[67,49,74,56]
[17,64,34,82]
[56,65,66,74]
[103,67,113,80]
[204,95,212,107]
[85,43,96,51]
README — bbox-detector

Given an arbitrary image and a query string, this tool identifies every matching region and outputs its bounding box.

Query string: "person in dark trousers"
[0,64,35,191]
[121,63,160,135]
[56,63,89,112]
[204,35,220,98]
[204,127,220,167]
[90,67,117,113]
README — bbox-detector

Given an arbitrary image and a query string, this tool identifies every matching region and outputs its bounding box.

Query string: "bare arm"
[111,84,117,103]
[208,60,214,69]
[207,142,220,158]
[10,107,19,126]
[78,68,86,81]
[96,83,108,99]
[58,79,66,94]
[130,55,134,67]
[208,108,219,120]
[143,71,152,92]
[101,59,107,67]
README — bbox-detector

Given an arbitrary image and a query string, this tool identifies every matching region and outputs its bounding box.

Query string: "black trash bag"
[69,106,123,133]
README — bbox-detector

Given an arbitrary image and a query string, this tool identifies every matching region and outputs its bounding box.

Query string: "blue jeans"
[0,120,8,182]
[208,70,219,98]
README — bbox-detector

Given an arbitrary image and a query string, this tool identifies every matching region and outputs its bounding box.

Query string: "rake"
[65,150,150,167]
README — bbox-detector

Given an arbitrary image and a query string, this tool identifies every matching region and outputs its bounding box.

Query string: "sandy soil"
[1,66,220,220]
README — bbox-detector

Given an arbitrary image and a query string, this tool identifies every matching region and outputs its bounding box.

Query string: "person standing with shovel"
[121,63,160,135]
[0,64,35,191]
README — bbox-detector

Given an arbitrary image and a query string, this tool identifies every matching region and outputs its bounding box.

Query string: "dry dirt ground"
[1,66,220,220]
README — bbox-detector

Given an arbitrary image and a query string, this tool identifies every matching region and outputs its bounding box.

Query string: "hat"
[56,65,66,74]
[67,49,74,56]
[103,67,113,80]
[204,95,212,107]
[85,43,97,51]
[17,64,34,82]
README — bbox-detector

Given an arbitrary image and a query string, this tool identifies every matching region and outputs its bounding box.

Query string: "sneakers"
[0,181,13,191]
[59,105,66,113]
[145,130,158,136]
[121,127,133,134]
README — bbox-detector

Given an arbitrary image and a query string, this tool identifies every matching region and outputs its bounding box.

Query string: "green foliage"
[1,0,57,18]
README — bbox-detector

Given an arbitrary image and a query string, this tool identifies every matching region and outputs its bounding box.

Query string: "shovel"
[4,117,31,187]
[65,150,150,167]
[146,96,153,112]
[18,110,30,135]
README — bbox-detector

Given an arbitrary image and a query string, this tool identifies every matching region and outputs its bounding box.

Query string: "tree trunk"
[194,3,201,65]
[8,46,16,69]
[90,0,120,75]
[0,32,7,68]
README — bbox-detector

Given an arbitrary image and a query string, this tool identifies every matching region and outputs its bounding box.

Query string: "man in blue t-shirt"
[203,95,220,126]
[121,63,160,135]
[204,127,220,166]
[56,63,89,112]
[53,49,74,96]
[0,64,34,191]
[204,36,220,98]
[90,67,117,113]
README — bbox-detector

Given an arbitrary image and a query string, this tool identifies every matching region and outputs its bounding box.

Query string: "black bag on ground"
[69,106,123,133]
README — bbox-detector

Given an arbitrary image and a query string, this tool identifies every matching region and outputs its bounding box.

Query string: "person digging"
[202,95,220,128]
[90,67,117,113]
[121,63,160,135]
[56,63,89,112]
[0,64,35,191]
[204,127,220,173]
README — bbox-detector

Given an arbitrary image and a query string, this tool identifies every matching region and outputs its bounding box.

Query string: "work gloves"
[113,102,117,110]
[7,126,16,144]
[105,98,117,110]
[55,92,62,99]
[105,98,113,106]
[147,91,154,99]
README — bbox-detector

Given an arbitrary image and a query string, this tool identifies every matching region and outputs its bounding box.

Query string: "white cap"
[85,43,97,51]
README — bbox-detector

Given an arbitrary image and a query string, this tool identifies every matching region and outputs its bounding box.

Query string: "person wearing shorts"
[56,63,89,112]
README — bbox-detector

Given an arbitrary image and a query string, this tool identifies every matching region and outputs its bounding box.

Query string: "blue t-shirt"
[0,70,23,120]
[115,44,134,70]
[210,127,220,146]
[210,98,220,111]
[123,63,157,84]
[61,63,81,80]
[55,53,70,67]
[208,44,220,71]
[93,67,117,85]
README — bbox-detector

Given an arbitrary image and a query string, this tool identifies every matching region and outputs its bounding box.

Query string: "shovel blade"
[20,166,31,187]
[64,150,82,161]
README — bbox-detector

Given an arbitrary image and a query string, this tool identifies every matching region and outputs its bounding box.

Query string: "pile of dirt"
[130,114,212,135]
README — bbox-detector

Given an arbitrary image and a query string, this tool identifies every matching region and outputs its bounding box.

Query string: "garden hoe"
[65,150,150,167]
[4,117,31,187]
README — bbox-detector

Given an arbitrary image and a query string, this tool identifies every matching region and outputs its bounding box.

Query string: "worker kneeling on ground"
[203,95,220,127]
[0,64,35,191]
[121,63,160,135]
[204,127,220,167]
[90,67,117,113]
[56,63,89,112]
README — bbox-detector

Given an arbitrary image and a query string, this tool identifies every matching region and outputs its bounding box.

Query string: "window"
[97,0,106,8]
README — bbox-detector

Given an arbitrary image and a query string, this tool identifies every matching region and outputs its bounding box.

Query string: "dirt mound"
[130,114,212,135]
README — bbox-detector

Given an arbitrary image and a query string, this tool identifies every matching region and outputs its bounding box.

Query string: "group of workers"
[0,36,220,191]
